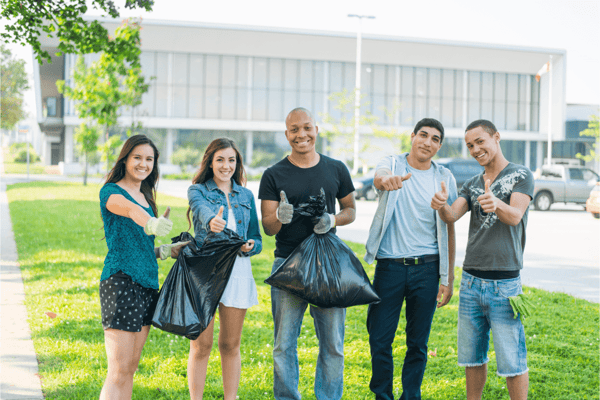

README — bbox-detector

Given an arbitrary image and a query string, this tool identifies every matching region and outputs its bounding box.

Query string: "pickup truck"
[533,165,600,211]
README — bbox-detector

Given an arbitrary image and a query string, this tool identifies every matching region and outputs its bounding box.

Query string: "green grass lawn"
[7,181,600,399]
[3,161,47,174]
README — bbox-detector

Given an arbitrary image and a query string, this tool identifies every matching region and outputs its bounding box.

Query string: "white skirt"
[219,254,258,309]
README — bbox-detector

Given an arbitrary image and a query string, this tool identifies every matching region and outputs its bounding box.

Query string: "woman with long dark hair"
[98,134,187,399]
[186,138,262,400]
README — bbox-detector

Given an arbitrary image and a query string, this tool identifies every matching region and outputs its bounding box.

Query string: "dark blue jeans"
[366,259,440,400]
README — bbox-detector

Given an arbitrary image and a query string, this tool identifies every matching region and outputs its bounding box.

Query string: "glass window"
[253,88,267,120]
[441,70,455,127]
[237,57,249,88]
[344,63,356,91]
[415,67,427,98]
[268,88,283,120]
[173,86,187,118]
[173,53,188,85]
[428,68,441,119]
[568,168,584,180]
[468,72,481,122]
[155,85,168,117]
[253,58,267,89]
[530,76,540,131]
[284,59,298,91]
[189,87,203,119]
[140,52,155,79]
[284,90,298,115]
[481,72,493,121]
[329,62,343,92]
[361,64,372,95]
[206,55,220,87]
[314,61,325,92]
[189,55,204,86]
[454,71,464,127]
[373,65,386,95]
[237,88,248,120]
[269,59,283,90]
[518,75,528,130]
[494,74,506,129]
[386,66,396,96]
[299,91,313,113]
[222,56,236,88]
[156,52,168,85]
[221,88,236,119]
[205,87,219,119]
[300,60,313,91]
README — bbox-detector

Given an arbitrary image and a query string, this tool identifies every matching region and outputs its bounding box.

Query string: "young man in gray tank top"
[365,118,457,400]
[431,119,534,400]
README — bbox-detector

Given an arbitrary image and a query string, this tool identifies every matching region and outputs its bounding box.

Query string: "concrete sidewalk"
[0,176,45,398]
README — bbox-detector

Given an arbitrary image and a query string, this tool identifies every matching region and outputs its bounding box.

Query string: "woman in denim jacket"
[186,138,262,400]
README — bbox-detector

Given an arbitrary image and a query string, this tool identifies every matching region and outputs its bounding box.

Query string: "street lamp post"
[348,14,375,175]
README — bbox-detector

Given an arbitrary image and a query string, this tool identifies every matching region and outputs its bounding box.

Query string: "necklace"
[288,154,319,168]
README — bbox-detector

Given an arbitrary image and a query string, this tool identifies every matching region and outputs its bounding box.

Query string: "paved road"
[159,179,600,303]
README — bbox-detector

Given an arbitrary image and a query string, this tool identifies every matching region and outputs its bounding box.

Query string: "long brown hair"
[186,138,246,230]
[105,134,160,217]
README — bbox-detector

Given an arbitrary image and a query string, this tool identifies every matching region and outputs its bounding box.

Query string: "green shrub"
[12,147,41,163]
[250,150,278,168]
[171,147,203,171]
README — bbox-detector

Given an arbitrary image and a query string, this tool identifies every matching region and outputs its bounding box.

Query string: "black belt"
[379,255,440,265]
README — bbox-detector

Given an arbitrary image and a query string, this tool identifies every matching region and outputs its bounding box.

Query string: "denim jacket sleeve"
[187,184,217,232]
[242,193,263,257]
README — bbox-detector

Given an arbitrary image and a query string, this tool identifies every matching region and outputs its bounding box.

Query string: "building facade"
[33,18,575,173]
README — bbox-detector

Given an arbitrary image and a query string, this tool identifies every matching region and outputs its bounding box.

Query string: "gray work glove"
[276,191,294,224]
[313,213,336,234]
[158,241,190,260]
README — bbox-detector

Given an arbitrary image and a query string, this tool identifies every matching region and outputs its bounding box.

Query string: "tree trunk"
[83,153,88,186]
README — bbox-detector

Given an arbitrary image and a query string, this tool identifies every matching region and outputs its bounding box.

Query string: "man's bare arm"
[261,199,281,236]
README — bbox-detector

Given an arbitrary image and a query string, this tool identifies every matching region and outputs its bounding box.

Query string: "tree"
[74,123,100,185]
[0,44,29,130]
[0,0,153,64]
[576,114,600,163]
[320,89,411,173]
[57,19,149,172]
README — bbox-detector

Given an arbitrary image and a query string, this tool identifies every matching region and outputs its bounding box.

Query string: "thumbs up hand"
[431,181,449,210]
[477,179,499,213]
[380,172,412,191]
[209,206,227,233]
[144,206,174,236]
[276,191,294,224]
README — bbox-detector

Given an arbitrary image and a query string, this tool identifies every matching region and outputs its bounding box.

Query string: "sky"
[4,0,599,118]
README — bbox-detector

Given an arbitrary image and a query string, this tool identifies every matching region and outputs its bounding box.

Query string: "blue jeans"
[457,271,528,377]
[366,259,440,400]
[271,258,346,400]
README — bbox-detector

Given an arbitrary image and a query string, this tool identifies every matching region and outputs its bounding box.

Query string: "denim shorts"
[457,271,528,377]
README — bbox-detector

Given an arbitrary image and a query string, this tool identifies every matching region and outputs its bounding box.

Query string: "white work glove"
[276,191,294,224]
[144,207,173,236]
[158,241,190,260]
[313,213,336,234]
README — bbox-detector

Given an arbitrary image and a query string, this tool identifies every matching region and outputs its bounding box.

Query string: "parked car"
[354,175,376,201]
[586,182,600,219]
[533,165,600,211]
[436,158,484,190]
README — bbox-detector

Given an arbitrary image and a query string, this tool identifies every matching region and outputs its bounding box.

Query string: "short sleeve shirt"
[100,183,159,289]
[459,163,534,271]
[258,154,355,258]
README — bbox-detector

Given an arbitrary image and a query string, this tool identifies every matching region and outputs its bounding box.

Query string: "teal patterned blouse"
[99,183,159,289]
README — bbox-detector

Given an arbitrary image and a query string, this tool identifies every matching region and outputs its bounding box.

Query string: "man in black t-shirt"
[259,107,356,400]
[431,119,533,400]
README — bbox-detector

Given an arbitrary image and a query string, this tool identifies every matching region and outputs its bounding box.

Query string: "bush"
[250,150,278,168]
[171,147,202,171]
[12,147,40,163]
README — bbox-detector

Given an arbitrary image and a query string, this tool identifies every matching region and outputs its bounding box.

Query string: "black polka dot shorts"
[99,271,159,332]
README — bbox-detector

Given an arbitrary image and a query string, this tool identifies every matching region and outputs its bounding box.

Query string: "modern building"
[33,18,585,174]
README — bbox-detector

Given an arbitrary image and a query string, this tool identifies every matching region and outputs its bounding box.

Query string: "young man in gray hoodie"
[365,117,457,400]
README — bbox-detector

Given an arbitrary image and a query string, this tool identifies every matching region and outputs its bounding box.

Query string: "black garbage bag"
[265,189,380,308]
[152,229,246,340]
